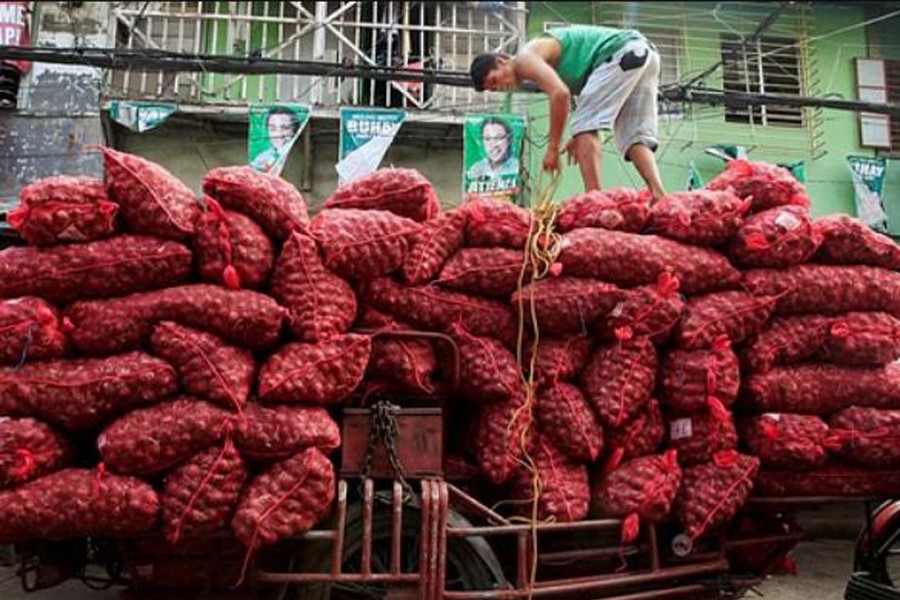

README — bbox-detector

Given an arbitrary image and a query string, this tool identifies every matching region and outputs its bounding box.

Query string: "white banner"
[336,121,402,183]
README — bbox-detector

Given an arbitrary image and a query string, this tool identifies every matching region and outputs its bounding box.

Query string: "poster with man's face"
[463,114,525,203]
[248,104,310,175]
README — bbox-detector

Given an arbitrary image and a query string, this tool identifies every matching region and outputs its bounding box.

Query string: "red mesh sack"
[739,413,828,470]
[257,334,372,405]
[202,166,308,240]
[232,447,336,548]
[828,406,900,467]
[161,439,248,544]
[310,209,420,280]
[538,382,603,462]
[359,307,436,394]
[594,274,684,345]
[451,323,522,405]
[98,397,232,476]
[437,247,525,297]
[151,321,255,412]
[558,229,740,296]
[401,209,467,285]
[756,466,900,497]
[0,467,159,543]
[236,404,340,462]
[474,392,534,484]
[512,277,623,336]
[604,399,665,466]
[815,215,900,270]
[362,278,517,348]
[0,352,177,431]
[464,199,533,249]
[65,284,287,355]
[8,176,117,245]
[524,335,592,389]
[676,291,775,350]
[667,412,738,466]
[675,451,760,540]
[195,197,275,290]
[324,168,439,222]
[0,235,192,304]
[270,232,357,343]
[728,206,821,269]
[592,450,682,544]
[511,435,590,523]
[706,159,810,213]
[744,363,900,414]
[102,147,200,239]
[556,188,649,233]
[648,189,749,246]
[581,338,657,429]
[660,339,740,415]
[0,297,67,366]
[0,417,71,489]
[741,314,832,373]
[819,312,900,365]
[742,264,900,318]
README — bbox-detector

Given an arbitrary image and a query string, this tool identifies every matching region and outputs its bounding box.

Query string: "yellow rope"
[506,170,562,600]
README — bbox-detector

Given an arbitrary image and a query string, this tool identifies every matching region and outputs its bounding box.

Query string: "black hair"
[480,117,512,137]
[470,53,506,91]
[266,106,300,133]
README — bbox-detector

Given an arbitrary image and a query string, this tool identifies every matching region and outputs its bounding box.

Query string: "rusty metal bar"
[724,531,805,549]
[361,478,374,577]
[420,479,432,600]
[428,481,442,600]
[391,480,403,576]
[448,519,622,537]
[435,482,449,599]
[538,545,643,565]
[441,560,729,599]
[446,484,511,527]
[515,532,528,591]
[256,572,420,584]
[331,480,348,577]
[648,524,660,572]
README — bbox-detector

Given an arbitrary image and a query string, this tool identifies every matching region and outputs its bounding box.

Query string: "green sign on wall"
[248,104,310,175]
[339,108,406,160]
[847,155,888,232]
[463,114,526,203]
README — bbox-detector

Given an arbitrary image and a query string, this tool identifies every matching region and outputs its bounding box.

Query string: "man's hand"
[542,144,561,172]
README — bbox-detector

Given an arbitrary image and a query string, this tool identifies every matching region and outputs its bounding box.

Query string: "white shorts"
[569,38,661,159]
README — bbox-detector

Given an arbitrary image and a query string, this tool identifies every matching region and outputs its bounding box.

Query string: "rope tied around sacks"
[507,171,564,598]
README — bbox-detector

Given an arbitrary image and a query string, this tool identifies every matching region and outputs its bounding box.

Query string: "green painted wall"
[519,1,875,219]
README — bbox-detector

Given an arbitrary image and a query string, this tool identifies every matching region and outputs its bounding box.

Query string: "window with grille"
[542,23,684,116]
[721,34,803,127]
[886,60,900,153]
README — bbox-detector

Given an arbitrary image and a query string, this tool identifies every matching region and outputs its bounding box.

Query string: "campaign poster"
[847,155,888,232]
[337,107,405,182]
[249,103,310,175]
[463,114,525,203]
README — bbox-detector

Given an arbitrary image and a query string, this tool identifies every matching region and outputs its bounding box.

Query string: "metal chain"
[359,400,414,502]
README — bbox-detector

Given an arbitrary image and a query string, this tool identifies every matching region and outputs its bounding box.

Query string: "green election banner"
[463,114,525,203]
[339,107,406,160]
[109,100,176,133]
[249,104,310,175]
[846,155,888,232]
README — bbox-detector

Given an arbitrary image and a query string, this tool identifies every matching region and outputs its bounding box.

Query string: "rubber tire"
[272,502,505,600]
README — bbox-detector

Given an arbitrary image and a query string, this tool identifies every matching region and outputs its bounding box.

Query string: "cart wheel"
[855,501,900,588]
[272,502,506,600]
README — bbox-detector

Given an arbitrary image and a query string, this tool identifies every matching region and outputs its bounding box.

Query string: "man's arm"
[515,51,570,169]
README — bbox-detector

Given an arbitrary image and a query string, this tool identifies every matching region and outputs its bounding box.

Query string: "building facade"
[1,1,899,227]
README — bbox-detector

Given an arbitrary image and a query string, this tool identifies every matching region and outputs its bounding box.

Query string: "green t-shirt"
[544,25,643,95]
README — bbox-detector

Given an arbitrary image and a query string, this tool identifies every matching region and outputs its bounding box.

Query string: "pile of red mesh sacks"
[4,151,900,577]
